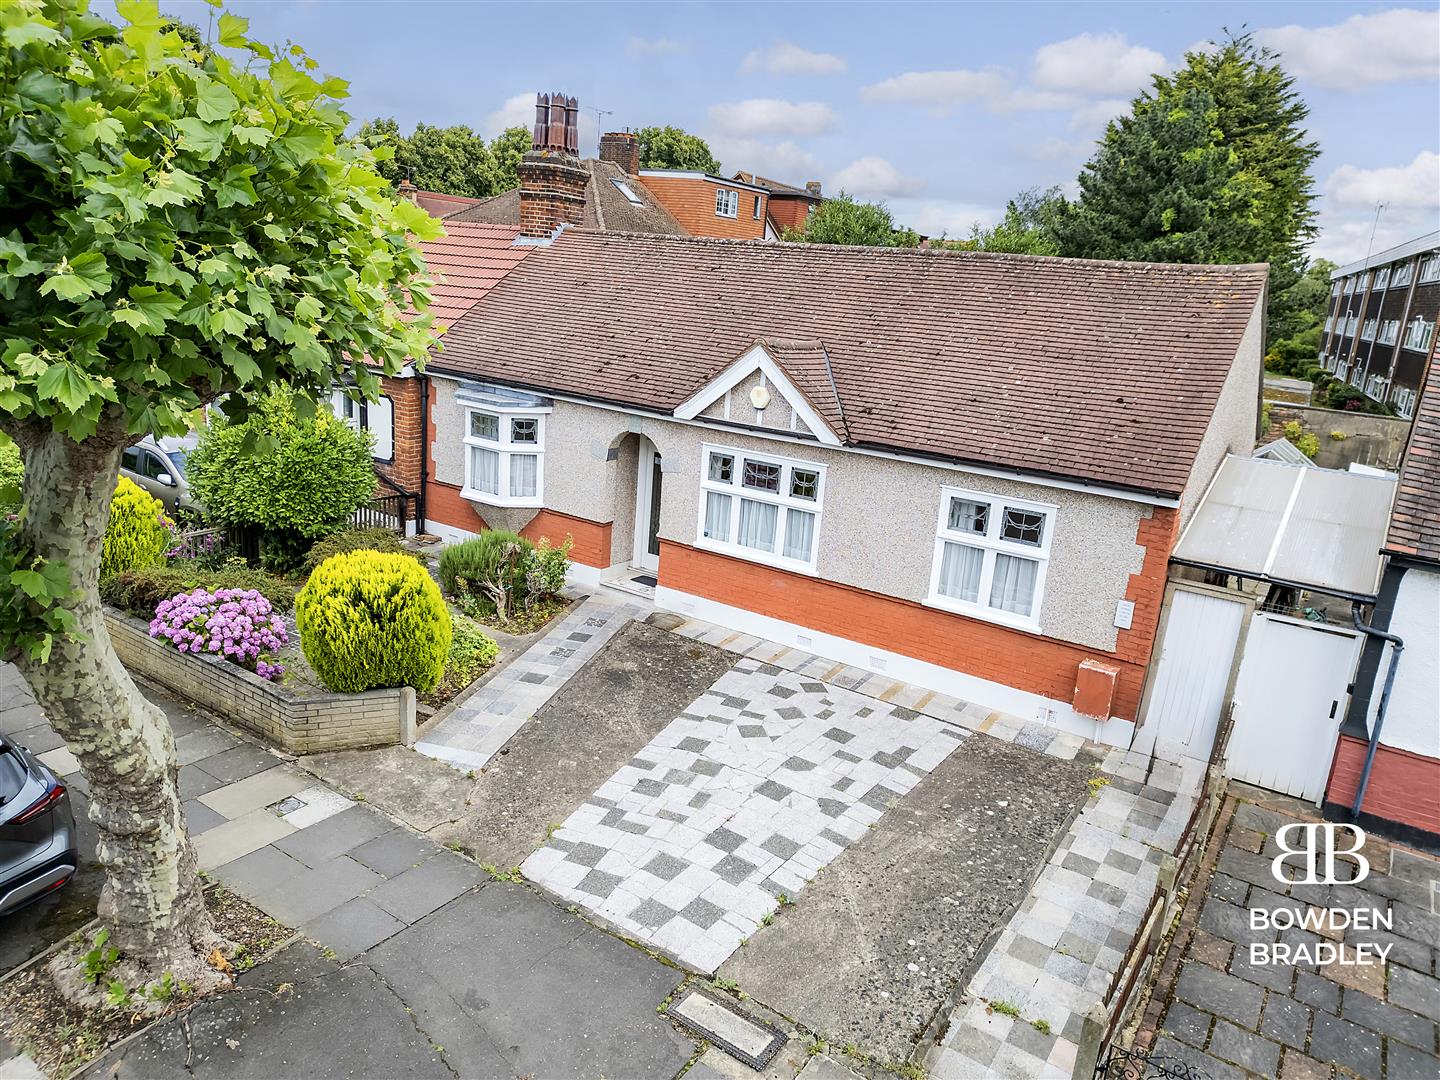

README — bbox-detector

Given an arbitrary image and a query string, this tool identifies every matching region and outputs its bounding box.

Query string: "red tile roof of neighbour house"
[433,230,1269,497]
[409,188,488,220]
[1385,360,1440,564]
[413,221,533,327]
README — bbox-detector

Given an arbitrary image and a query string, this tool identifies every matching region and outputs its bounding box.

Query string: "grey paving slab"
[174,727,241,765]
[364,851,486,924]
[302,896,407,962]
[347,829,437,878]
[212,844,310,901]
[258,855,386,926]
[272,804,394,868]
[182,798,226,836]
[192,743,280,784]
[524,656,967,972]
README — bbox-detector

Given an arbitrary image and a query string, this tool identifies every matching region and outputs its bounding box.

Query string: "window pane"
[510,418,538,444]
[990,554,1039,616]
[510,453,538,498]
[703,492,731,540]
[470,412,498,440]
[736,499,777,551]
[742,459,781,493]
[947,498,988,535]
[708,453,734,484]
[790,468,819,501]
[470,447,499,494]
[782,509,816,562]
[1000,507,1045,547]
[937,542,983,603]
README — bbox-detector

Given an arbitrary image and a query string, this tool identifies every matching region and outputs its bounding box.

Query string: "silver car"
[0,734,78,917]
[121,434,199,514]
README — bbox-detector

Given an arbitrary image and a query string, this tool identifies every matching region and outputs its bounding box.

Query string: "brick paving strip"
[1138,796,1440,1080]
[414,591,648,773]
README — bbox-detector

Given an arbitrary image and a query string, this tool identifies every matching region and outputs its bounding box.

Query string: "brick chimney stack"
[518,92,587,239]
[599,131,640,175]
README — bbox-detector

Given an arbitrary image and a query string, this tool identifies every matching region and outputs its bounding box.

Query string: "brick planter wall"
[105,609,415,755]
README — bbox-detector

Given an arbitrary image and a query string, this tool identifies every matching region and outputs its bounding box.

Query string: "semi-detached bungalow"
[400,182,1266,748]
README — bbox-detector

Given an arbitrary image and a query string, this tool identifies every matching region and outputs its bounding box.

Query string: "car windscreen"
[0,749,26,805]
[166,450,188,477]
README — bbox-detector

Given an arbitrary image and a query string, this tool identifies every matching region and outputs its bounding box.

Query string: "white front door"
[1226,614,1361,802]
[632,445,661,574]
[1137,588,1248,762]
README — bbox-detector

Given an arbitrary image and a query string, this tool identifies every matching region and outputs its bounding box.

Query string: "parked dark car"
[0,734,78,917]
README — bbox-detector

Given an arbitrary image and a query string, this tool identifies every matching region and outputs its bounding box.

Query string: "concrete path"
[1142,797,1439,1080]
[415,590,648,773]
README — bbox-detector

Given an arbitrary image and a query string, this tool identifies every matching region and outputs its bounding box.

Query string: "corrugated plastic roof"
[1175,455,1397,598]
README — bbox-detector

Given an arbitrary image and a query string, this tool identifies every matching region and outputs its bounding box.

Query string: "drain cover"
[670,989,786,1070]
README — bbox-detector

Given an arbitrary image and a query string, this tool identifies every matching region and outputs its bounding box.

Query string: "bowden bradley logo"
[1249,822,1392,967]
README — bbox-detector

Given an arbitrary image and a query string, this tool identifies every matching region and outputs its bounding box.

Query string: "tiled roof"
[409,189,486,220]
[435,230,1268,497]
[448,160,687,236]
[757,337,849,441]
[734,172,821,200]
[415,221,532,326]
[1386,360,1440,563]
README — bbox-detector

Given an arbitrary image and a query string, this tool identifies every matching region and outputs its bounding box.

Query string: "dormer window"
[715,189,739,218]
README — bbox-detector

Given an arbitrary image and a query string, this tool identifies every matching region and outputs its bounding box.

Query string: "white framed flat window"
[1393,263,1414,288]
[329,388,394,461]
[1379,319,1400,345]
[1419,256,1440,284]
[1343,277,1356,295]
[461,406,546,508]
[715,188,738,218]
[696,443,823,572]
[1360,318,1377,341]
[1403,317,1435,353]
[925,486,1055,630]
[1373,267,1391,291]
[1393,386,1417,419]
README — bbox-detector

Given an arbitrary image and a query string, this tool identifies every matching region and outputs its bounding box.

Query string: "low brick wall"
[106,609,415,755]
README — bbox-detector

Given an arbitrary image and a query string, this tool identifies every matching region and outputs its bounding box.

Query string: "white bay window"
[926,486,1054,629]
[697,445,823,571]
[462,406,546,507]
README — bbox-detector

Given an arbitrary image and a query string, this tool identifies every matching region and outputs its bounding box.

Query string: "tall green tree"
[0,0,438,993]
[354,119,530,198]
[635,125,721,172]
[783,193,919,248]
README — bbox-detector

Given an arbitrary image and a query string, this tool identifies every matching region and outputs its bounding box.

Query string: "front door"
[1225,614,1361,802]
[632,445,661,574]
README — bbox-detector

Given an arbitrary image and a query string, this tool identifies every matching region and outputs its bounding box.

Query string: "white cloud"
[707,137,819,181]
[1031,32,1167,97]
[827,156,925,199]
[1258,9,1439,90]
[1067,98,1130,133]
[1311,202,1438,263]
[482,93,598,153]
[707,99,839,139]
[1326,151,1440,210]
[889,198,1000,238]
[860,69,1010,113]
[626,37,689,57]
[1026,135,1096,162]
[741,41,846,76]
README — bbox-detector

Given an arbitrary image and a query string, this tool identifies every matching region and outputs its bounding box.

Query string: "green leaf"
[293,295,323,322]
[40,252,111,301]
[16,69,66,108]
[36,362,96,412]
[217,12,249,47]
[173,117,228,162]
[3,22,64,49]
[195,79,239,123]
[209,307,255,337]
[10,570,49,602]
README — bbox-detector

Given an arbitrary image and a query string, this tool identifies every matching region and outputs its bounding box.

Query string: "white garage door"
[1138,589,1248,762]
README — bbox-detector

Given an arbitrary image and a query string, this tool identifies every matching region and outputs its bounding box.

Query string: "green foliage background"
[635,126,721,172]
[355,118,530,198]
[783,194,919,248]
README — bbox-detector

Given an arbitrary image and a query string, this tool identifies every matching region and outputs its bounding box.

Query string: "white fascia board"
[673,344,842,446]
[637,169,770,194]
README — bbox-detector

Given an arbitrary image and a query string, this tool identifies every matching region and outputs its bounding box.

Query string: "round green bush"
[295,550,450,694]
[101,476,171,579]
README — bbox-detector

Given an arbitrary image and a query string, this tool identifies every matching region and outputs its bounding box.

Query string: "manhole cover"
[269,796,305,816]
[669,989,786,1070]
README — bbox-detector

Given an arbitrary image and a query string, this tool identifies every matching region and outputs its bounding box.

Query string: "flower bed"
[149,588,288,682]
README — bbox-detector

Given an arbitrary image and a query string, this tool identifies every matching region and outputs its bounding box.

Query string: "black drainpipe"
[1348,601,1405,819]
[416,373,429,534]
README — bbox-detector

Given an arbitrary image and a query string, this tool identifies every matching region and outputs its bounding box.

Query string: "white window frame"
[1330,281,1341,298]
[329,388,394,462]
[715,188,738,218]
[1379,319,1400,345]
[1419,256,1440,284]
[752,194,762,220]
[924,485,1056,632]
[1364,373,1389,400]
[1393,263,1414,288]
[461,405,548,508]
[695,443,824,573]
[1345,313,1359,336]
[1360,317,1377,341]
[1343,277,1356,295]
[611,178,644,206]
[1402,317,1435,353]
[1393,386,1417,419]
[1373,267,1391,291]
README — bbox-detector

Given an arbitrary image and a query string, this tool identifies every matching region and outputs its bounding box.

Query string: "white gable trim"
[673,344,842,446]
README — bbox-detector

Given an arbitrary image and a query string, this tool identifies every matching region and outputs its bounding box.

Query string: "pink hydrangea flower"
[149,588,288,681]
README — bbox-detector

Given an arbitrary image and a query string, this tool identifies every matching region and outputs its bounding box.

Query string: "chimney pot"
[599,131,640,175]
[519,91,586,238]
[805,181,822,196]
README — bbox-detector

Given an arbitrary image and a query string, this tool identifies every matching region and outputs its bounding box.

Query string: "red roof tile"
[1386,359,1440,564]
[434,230,1267,497]
[415,221,532,327]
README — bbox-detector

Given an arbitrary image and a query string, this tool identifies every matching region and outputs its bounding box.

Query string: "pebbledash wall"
[422,373,1204,746]
[1325,566,1440,838]
[106,610,416,755]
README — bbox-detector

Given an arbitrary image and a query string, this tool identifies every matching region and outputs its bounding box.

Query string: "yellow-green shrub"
[101,477,170,579]
[295,550,450,693]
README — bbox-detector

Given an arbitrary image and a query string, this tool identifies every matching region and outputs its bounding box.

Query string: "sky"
[144,1,1439,262]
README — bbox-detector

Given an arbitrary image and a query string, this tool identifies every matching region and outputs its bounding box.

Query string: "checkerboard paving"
[416,592,648,773]
[521,657,968,972]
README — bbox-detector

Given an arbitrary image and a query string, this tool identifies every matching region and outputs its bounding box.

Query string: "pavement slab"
[363,882,694,1080]
[721,732,1091,1064]
[523,655,970,972]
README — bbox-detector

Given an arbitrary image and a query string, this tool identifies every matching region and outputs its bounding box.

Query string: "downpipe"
[1349,602,1404,819]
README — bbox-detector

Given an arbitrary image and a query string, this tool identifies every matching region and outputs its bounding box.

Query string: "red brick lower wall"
[1326,734,1440,836]
[657,540,1152,720]
[424,481,612,569]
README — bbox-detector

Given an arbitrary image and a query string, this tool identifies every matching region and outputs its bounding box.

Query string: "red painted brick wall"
[639,175,768,239]
[1326,734,1440,836]
[658,504,1179,722]
[376,374,423,500]
[520,509,612,569]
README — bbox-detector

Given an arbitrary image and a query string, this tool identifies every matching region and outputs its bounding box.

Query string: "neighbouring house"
[395,180,487,221]
[1318,230,1440,419]
[1326,356,1440,846]
[408,155,1267,746]
[733,171,824,235]
[637,166,775,240]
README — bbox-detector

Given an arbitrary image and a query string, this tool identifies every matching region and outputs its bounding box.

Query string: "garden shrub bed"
[0,885,286,1080]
